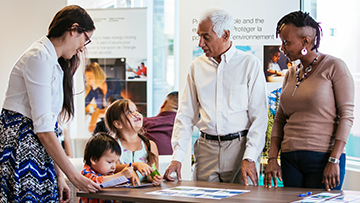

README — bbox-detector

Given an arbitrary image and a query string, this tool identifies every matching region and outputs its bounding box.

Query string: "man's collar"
[210,41,236,64]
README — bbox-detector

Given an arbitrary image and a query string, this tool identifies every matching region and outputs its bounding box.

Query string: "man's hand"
[164,161,182,181]
[240,159,258,186]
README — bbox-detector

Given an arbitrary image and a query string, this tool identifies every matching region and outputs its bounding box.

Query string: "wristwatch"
[328,157,340,164]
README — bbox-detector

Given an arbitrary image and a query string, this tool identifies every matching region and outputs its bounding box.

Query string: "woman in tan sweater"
[264,11,354,191]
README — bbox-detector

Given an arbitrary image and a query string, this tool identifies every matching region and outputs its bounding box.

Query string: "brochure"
[100,176,128,188]
[146,186,250,200]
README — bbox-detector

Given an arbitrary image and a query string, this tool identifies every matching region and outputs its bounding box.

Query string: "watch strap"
[328,157,340,164]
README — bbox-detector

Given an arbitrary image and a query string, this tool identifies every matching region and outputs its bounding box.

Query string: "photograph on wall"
[125,81,147,117]
[84,57,148,133]
[85,58,126,109]
[125,58,148,81]
[84,8,148,134]
[85,58,126,133]
[263,45,291,83]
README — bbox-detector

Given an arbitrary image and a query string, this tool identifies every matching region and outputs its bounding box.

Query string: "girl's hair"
[85,62,107,87]
[276,11,321,52]
[47,5,95,122]
[83,132,121,166]
[105,99,156,165]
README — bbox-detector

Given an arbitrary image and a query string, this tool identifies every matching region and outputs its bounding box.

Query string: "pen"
[299,192,312,197]
[127,163,132,183]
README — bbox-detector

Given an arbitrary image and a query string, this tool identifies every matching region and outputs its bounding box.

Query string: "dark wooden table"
[77,180,360,203]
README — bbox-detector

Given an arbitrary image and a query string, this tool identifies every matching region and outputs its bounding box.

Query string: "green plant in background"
[261,87,282,159]
[262,110,275,158]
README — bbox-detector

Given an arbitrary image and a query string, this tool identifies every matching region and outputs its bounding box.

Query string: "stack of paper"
[292,192,360,203]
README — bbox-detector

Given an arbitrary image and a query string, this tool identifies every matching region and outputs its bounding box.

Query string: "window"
[304,0,360,166]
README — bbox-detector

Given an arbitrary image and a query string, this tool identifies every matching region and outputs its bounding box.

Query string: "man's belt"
[200,130,248,141]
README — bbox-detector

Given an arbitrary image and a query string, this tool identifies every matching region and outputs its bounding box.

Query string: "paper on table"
[116,183,155,188]
[304,192,341,200]
[146,186,250,200]
[100,176,128,188]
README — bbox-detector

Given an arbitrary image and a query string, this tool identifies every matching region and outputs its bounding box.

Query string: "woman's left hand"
[322,162,340,191]
[57,176,71,203]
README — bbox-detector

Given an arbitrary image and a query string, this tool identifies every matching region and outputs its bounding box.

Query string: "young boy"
[80,132,133,203]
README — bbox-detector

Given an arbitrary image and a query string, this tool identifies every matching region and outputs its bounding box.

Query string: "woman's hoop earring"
[301,47,308,56]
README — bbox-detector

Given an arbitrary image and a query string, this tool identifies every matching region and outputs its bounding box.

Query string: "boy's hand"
[121,165,133,179]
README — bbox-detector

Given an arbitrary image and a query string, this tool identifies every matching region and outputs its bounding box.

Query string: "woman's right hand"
[264,159,282,188]
[70,173,101,193]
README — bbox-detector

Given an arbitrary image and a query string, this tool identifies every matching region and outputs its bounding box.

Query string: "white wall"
[0,0,67,105]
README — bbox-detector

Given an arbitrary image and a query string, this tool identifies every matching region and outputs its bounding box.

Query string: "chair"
[158,155,172,175]
[65,158,84,203]
[73,137,89,158]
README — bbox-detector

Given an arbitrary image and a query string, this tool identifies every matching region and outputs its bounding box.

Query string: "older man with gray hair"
[164,8,268,185]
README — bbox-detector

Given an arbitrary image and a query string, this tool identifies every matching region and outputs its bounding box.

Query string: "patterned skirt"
[0,109,58,202]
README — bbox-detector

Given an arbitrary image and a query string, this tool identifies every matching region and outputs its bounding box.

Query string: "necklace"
[292,54,319,96]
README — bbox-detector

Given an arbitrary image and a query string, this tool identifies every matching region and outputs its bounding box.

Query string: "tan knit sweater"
[272,54,354,153]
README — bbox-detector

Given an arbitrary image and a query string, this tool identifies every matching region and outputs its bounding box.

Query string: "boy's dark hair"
[83,132,121,166]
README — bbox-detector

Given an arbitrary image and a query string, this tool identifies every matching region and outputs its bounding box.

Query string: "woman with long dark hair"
[0,5,101,202]
[264,11,354,191]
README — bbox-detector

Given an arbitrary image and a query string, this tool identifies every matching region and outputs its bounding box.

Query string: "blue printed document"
[100,176,128,188]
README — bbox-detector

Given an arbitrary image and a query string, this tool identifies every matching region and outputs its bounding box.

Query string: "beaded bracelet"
[267,157,277,162]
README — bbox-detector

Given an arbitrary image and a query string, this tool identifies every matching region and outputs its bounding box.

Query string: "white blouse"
[3,35,63,133]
